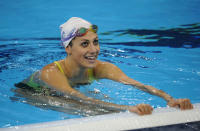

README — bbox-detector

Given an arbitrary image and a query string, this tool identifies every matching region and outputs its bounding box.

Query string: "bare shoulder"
[95,60,116,67]
[94,60,111,73]
[40,62,61,81]
[40,60,72,90]
[41,63,57,73]
[94,60,120,78]
[42,60,64,73]
[94,60,132,83]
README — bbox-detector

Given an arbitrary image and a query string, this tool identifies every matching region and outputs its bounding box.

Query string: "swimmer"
[17,17,193,115]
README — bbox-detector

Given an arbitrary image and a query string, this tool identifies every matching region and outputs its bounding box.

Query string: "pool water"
[0,0,200,128]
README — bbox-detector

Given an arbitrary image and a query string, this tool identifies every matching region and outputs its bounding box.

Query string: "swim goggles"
[61,25,98,42]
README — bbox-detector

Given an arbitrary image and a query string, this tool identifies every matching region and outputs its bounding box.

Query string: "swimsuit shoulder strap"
[54,61,95,82]
[54,61,65,74]
[88,68,95,83]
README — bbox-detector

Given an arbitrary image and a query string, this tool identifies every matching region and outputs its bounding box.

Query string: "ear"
[65,46,72,55]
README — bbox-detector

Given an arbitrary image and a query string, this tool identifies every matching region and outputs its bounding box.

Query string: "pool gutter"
[1,103,200,131]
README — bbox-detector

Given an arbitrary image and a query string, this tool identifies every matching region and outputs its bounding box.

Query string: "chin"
[82,60,97,69]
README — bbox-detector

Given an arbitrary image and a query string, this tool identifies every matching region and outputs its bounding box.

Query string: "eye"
[81,41,89,47]
[93,39,99,46]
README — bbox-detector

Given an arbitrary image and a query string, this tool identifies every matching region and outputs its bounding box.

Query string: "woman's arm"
[95,61,193,110]
[40,63,153,115]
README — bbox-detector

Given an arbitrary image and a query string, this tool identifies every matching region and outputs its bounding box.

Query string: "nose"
[88,44,99,54]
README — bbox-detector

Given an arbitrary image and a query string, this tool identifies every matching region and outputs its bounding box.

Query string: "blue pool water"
[0,0,200,128]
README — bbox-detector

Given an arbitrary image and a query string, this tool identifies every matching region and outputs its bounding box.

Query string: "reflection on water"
[10,87,120,117]
[100,23,200,48]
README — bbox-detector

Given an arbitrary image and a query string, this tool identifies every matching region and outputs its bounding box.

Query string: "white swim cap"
[60,17,92,48]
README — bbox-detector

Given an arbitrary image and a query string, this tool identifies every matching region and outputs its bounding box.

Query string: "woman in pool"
[19,17,193,115]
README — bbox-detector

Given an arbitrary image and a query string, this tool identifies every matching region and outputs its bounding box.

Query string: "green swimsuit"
[17,61,95,92]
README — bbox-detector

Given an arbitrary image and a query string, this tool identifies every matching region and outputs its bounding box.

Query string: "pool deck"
[1,103,200,131]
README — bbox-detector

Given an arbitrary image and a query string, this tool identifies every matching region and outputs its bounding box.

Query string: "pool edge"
[1,103,200,131]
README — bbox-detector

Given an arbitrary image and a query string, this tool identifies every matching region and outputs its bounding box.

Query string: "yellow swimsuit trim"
[54,61,95,83]
[88,68,95,83]
[54,61,65,74]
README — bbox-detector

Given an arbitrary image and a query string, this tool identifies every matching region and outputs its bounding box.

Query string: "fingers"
[168,98,193,110]
[129,98,193,116]
[177,99,193,110]
[129,104,153,115]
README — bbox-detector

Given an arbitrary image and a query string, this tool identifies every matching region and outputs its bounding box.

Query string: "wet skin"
[41,31,193,115]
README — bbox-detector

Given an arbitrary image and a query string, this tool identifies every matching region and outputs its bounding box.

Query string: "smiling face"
[65,31,100,68]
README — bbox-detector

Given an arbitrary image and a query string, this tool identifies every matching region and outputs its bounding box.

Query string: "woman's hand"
[167,98,193,110]
[128,104,153,115]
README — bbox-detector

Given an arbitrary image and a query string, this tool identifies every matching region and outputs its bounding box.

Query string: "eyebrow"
[80,39,89,42]
[81,37,98,41]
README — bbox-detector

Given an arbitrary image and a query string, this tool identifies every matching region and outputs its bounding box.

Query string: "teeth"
[85,56,95,60]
